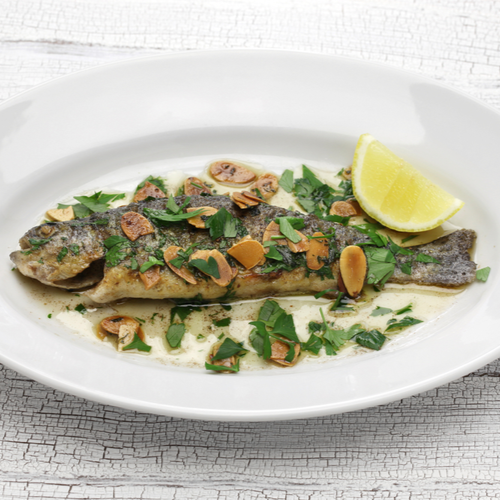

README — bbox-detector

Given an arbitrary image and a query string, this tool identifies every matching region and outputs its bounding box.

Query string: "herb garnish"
[57,247,68,263]
[212,338,247,360]
[69,244,80,255]
[370,306,392,317]
[415,253,441,264]
[59,191,126,219]
[213,318,231,327]
[354,330,386,350]
[385,316,423,332]
[28,238,51,250]
[170,305,200,323]
[189,256,220,279]
[122,333,152,352]
[166,323,186,348]
[205,208,247,240]
[275,217,304,244]
[476,267,491,282]
[74,303,87,314]
[103,235,132,267]
[139,255,164,273]
[394,303,413,315]
[205,359,240,373]
[143,197,204,226]
[278,169,294,193]
[135,175,166,194]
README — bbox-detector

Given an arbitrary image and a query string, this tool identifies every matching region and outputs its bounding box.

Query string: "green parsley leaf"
[370,306,392,317]
[278,169,294,193]
[355,329,386,350]
[213,318,231,327]
[143,206,204,225]
[166,323,186,348]
[364,246,396,286]
[322,214,350,226]
[69,244,80,255]
[104,235,129,248]
[205,359,240,373]
[47,314,52,319]
[314,288,335,300]
[415,253,441,264]
[57,247,68,263]
[385,316,423,332]
[272,312,299,343]
[258,300,286,327]
[122,333,152,352]
[166,196,181,213]
[74,303,87,314]
[400,261,413,275]
[302,333,323,355]
[249,320,272,359]
[302,165,324,189]
[135,175,166,194]
[401,235,417,244]
[139,255,164,273]
[170,305,200,324]
[476,267,491,282]
[265,245,284,261]
[28,238,51,250]
[189,256,220,279]
[74,192,126,213]
[275,217,302,243]
[204,207,243,240]
[212,337,247,360]
[395,303,413,315]
[329,291,354,312]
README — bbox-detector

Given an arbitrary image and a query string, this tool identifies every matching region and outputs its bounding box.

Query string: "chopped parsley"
[103,236,131,267]
[278,169,294,193]
[143,197,204,226]
[329,291,354,312]
[57,247,68,263]
[74,303,87,314]
[476,267,491,282]
[354,329,386,350]
[364,247,396,287]
[394,303,413,315]
[59,191,126,219]
[139,255,164,273]
[205,359,240,373]
[213,318,231,327]
[314,288,336,299]
[170,305,200,324]
[189,256,220,279]
[275,217,303,244]
[28,238,51,250]
[385,316,423,332]
[166,323,186,348]
[370,306,392,317]
[122,333,152,352]
[212,338,247,360]
[415,253,441,264]
[135,175,166,194]
[205,207,247,240]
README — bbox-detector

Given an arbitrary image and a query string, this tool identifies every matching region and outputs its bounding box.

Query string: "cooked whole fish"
[10,195,477,303]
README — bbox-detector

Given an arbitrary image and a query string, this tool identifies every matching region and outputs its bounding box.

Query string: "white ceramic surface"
[0,50,498,421]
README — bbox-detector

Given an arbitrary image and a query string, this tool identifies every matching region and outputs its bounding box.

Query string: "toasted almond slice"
[164,246,197,284]
[100,315,140,335]
[117,323,137,351]
[209,343,237,373]
[121,211,155,241]
[227,237,266,269]
[209,160,257,186]
[339,245,367,298]
[249,173,279,200]
[189,249,234,287]
[306,232,329,270]
[184,176,212,196]
[262,221,287,253]
[133,181,166,202]
[287,230,310,253]
[140,265,161,290]
[46,206,75,222]
[329,201,359,217]
[270,341,300,367]
[343,165,352,180]
[346,199,362,215]
[241,191,267,204]
[186,206,218,228]
[231,191,259,209]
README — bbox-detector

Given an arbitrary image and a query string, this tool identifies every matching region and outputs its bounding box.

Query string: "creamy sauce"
[30,161,466,370]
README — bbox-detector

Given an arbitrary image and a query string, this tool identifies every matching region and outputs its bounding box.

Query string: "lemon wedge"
[351,134,464,232]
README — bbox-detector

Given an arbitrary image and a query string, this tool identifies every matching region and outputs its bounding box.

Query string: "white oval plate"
[1,50,498,421]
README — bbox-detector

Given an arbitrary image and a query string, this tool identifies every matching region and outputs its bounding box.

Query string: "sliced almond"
[164,246,197,285]
[262,221,287,253]
[140,265,161,290]
[346,199,362,215]
[209,343,237,373]
[306,232,329,270]
[186,206,218,228]
[227,236,266,270]
[287,230,310,253]
[209,160,257,186]
[249,173,279,200]
[189,249,234,287]
[241,191,267,204]
[270,341,300,367]
[46,206,75,222]
[133,181,166,202]
[117,323,137,351]
[329,201,360,217]
[339,245,367,298]
[100,315,140,335]
[342,165,352,180]
[121,211,155,241]
[184,177,212,196]
[231,191,259,209]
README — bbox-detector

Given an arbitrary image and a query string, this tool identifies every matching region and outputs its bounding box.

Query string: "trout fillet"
[10,196,477,303]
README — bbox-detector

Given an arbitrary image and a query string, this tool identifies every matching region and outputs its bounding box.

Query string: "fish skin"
[10,195,477,303]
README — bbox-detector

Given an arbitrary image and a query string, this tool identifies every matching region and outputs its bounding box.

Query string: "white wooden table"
[1,1,500,498]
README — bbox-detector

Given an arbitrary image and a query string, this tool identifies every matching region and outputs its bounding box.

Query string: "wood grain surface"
[1,1,500,499]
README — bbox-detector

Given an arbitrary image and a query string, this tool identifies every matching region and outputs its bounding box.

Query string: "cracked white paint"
[1,0,500,498]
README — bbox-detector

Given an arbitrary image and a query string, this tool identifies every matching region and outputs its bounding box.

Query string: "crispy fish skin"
[10,195,477,303]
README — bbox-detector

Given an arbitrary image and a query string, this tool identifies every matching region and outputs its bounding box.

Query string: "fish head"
[10,221,105,289]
